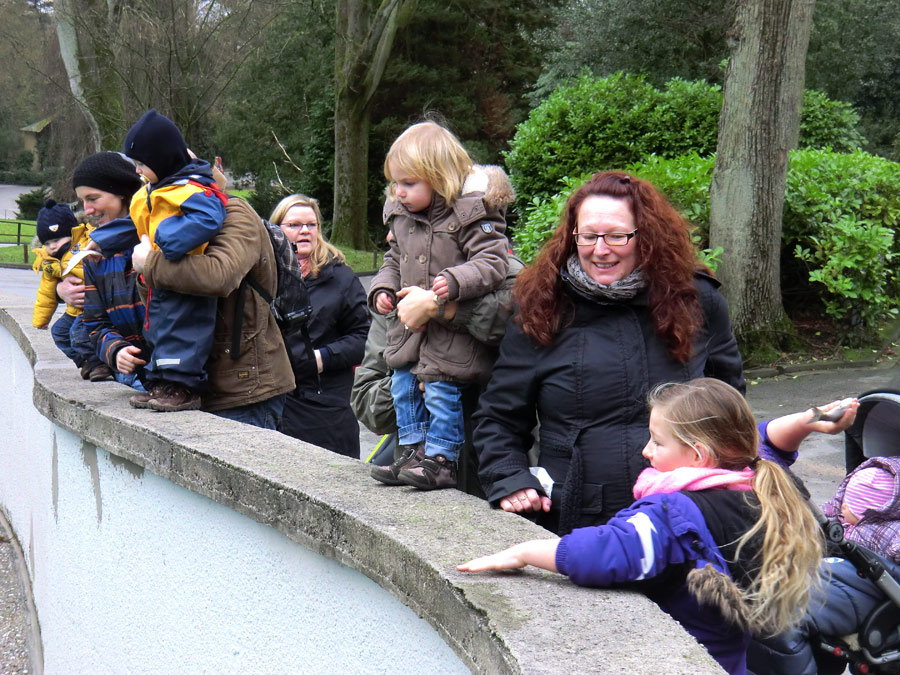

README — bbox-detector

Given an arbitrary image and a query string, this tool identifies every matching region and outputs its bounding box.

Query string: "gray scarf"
[565,254,646,301]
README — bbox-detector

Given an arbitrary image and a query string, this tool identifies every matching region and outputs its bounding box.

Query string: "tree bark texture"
[332,0,418,249]
[709,0,815,338]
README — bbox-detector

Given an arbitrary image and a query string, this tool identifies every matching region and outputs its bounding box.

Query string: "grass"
[0,243,33,265]
[340,246,383,273]
[0,218,36,243]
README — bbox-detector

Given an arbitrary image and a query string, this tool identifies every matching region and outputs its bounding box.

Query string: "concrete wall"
[0,293,723,674]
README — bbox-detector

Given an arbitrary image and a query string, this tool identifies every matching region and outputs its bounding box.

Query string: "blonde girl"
[459,378,824,675]
[368,121,512,491]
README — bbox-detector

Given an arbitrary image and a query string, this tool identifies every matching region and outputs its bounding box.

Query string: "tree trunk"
[53,0,127,150]
[708,0,815,345]
[333,89,371,250]
[332,0,418,249]
[54,0,102,152]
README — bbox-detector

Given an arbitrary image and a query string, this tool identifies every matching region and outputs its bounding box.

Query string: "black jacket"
[279,260,370,456]
[474,272,745,533]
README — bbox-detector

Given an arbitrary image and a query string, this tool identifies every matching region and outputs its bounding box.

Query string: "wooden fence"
[0,219,37,265]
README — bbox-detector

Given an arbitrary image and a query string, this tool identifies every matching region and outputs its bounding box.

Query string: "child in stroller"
[748,389,900,675]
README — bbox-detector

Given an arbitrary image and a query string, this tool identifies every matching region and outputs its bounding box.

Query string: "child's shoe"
[398,454,457,491]
[88,364,114,382]
[148,384,201,412]
[79,362,92,380]
[370,443,425,485]
[129,384,164,409]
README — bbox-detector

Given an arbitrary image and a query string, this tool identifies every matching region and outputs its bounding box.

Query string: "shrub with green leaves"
[795,216,896,330]
[505,73,722,211]
[798,90,865,153]
[506,74,866,212]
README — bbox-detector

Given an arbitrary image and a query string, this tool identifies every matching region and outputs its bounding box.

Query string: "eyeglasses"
[573,229,637,247]
[283,222,318,231]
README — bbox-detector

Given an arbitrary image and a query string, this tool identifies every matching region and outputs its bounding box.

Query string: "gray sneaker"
[398,454,457,491]
[370,443,425,485]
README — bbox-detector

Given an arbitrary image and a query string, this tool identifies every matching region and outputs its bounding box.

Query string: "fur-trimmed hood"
[383,164,515,220]
[460,164,515,211]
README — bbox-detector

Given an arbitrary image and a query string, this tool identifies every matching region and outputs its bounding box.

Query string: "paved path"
[0,185,39,220]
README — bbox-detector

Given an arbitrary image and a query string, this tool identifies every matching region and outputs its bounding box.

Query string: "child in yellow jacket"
[32,199,112,381]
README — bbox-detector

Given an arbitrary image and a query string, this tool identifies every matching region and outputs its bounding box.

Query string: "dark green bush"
[798,90,865,153]
[15,186,48,220]
[785,149,900,333]
[505,73,722,210]
[506,74,866,211]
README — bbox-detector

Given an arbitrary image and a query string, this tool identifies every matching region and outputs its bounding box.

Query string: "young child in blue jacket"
[459,378,824,675]
[122,109,227,412]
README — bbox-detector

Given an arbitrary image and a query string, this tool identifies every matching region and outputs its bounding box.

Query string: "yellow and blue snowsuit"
[32,222,104,368]
[129,159,227,390]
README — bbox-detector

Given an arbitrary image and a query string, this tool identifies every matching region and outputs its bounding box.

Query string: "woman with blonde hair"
[461,378,825,675]
[270,194,370,457]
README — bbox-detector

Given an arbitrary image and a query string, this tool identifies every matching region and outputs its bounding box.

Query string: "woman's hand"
[499,488,551,514]
[115,345,147,374]
[396,286,438,331]
[131,235,152,273]
[374,291,395,315]
[56,276,86,308]
[397,286,457,331]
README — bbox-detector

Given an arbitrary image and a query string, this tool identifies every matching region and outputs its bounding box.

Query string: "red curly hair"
[514,171,706,362]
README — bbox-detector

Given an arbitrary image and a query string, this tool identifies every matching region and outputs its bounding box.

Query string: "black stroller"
[812,390,900,675]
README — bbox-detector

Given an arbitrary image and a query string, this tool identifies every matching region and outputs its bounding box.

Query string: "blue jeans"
[390,367,464,461]
[115,371,146,392]
[51,313,96,366]
[213,394,285,430]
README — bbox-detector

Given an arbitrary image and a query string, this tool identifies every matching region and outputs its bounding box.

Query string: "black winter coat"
[474,271,745,533]
[279,260,370,457]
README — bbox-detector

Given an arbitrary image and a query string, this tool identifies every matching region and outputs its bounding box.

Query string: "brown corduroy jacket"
[140,197,295,411]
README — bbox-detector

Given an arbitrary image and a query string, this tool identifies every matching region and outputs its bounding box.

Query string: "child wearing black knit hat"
[32,199,112,381]
[122,108,227,412]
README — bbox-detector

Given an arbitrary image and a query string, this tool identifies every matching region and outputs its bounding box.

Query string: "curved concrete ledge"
[0,292,722,674]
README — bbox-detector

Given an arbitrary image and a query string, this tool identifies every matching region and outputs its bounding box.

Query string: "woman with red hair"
[474,171,744,534]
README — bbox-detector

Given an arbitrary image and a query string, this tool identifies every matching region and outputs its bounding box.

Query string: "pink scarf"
[633,466,754,499]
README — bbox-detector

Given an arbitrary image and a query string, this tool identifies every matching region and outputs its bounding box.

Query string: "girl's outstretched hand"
[457,546,528,573]
[457,539,560,574]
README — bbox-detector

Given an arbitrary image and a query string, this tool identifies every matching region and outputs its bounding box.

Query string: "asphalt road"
[0,184,39,219]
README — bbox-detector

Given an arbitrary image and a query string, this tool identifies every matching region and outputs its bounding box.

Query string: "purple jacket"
[556,490,754,674]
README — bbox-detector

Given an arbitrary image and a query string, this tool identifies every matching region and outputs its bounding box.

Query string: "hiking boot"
[129,384,162,409]
[370,443,425,485]
[148,384,202,412]
[88,364,114,382]
[79,362,92,380]
[398,454,457,491]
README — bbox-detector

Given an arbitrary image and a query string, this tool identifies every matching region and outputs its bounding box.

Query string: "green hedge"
[506,73,866,210]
